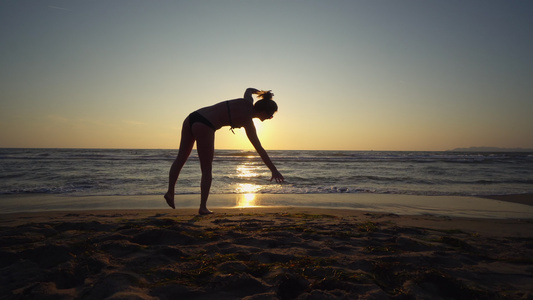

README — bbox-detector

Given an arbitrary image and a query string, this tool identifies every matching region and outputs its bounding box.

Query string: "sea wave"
[1,149,532,198]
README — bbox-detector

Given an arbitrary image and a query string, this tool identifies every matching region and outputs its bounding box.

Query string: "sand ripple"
[1,209,533,299]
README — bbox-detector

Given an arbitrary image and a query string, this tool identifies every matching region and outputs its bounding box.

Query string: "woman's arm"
[244,122,284,182]
[243,88,260,103]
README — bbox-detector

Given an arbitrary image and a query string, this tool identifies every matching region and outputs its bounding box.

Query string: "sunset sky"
[1,1,532,151]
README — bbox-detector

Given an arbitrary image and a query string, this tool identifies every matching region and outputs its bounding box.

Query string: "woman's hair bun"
[256,90,274,101]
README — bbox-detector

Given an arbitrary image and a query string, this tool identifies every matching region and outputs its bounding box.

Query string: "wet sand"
[1,199,533,299]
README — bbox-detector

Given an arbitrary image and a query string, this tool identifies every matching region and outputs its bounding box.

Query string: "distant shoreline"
[447,147,533,152]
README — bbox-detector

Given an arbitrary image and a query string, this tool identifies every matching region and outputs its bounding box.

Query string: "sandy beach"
[1,196,533,299]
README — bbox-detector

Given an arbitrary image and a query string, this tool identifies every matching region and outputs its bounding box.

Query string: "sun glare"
[236,192,258,208]
[236,164,259,178]
[234,160,262,208]
[235,183,261,207]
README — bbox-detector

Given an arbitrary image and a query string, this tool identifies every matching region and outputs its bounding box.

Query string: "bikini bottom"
[188,111,216,131]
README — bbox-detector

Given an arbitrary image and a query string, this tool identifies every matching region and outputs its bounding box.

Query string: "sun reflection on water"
[235,183,261,207]
[236,192,258,208]
[235,162,262,208]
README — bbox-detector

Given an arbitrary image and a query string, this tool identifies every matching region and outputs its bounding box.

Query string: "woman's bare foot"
[164,192,175,209]
[198,208,213,215]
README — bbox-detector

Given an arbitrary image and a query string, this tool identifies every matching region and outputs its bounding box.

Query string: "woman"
[164,88,285,215]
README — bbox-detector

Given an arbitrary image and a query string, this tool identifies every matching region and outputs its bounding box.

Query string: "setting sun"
[215,118,267,150]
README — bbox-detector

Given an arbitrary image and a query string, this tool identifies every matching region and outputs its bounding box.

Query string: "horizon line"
[1,147,532,152]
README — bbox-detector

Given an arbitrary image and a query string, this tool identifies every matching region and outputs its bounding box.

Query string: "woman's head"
[254,90,278,120]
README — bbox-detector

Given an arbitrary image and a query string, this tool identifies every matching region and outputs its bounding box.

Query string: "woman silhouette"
[164,88,284,214]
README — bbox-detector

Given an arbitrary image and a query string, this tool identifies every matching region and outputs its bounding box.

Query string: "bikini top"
[226,101,235,134]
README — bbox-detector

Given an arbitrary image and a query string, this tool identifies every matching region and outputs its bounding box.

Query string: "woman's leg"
[194,124,215,215]
[165,117,195,209]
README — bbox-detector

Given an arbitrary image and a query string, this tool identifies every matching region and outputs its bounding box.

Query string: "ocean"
[1,148,532,198]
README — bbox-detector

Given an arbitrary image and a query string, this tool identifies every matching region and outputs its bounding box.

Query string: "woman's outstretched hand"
[270,170,285,183]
